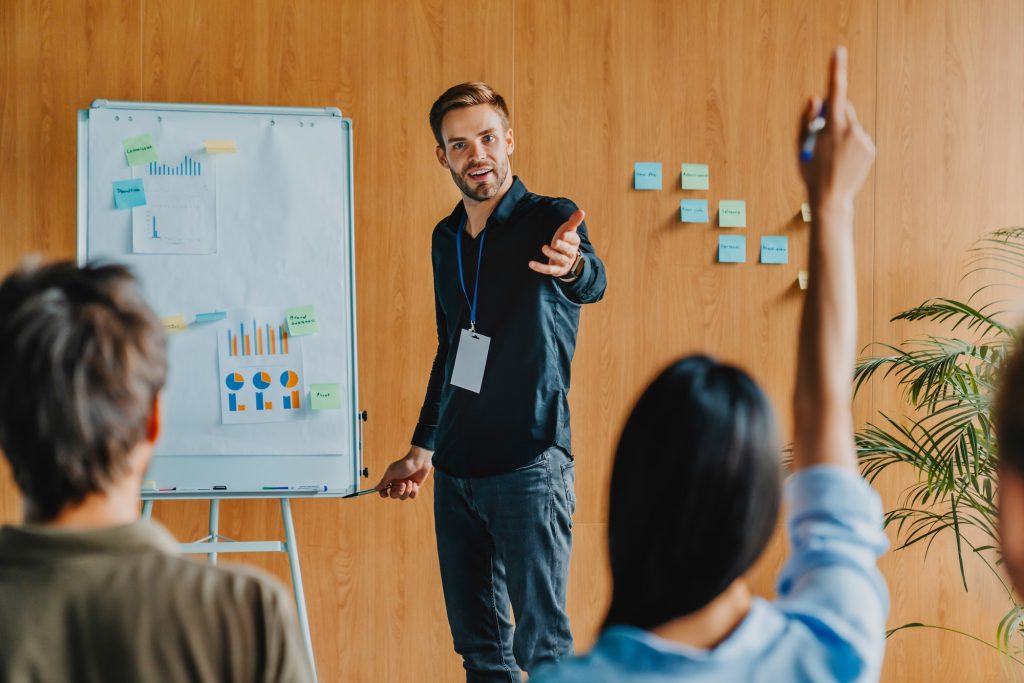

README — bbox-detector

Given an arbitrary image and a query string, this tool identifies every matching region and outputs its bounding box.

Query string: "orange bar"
[258,330,263,355]
[238,404,246,412]
[266,401,273,410]
[244,335,250,356]
[291,390,300,409]
[232,337,238,356]
[268,325,275,354]
[283,327,289,354]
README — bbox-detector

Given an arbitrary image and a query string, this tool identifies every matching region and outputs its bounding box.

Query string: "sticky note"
[798,271,809,290]
[162,315,188,335]
[112,179,146,209]
[718,235,746,263]
[310,384,342,410]
[286,305,319,337]
[760,236,789,264]
[194,311,227,324]
[205,139,237,154]
[634,162,662,190]
[801,202,812,222]
[123,133,158,166]
[680,199,709,223]
[718,200,747,228]
[681,163,709,190]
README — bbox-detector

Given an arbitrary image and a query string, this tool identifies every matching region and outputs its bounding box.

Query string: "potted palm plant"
[854,227,1024,664]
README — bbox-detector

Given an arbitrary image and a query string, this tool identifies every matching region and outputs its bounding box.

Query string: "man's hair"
[428,82,510,147]
[603,355,782,630]
[0,260,166,519]
[997,341,1024,473]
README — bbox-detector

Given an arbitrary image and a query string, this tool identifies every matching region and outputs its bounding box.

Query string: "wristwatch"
[558,252,586,282]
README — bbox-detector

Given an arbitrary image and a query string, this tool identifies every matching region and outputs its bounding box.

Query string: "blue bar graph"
[147,156,203,177]
[151,216,158,239]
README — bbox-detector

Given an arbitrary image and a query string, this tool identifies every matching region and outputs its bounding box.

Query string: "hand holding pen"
[798,47,876,207]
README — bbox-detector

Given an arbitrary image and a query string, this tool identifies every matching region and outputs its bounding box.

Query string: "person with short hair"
[376,81,607,682]
[532,47,888,683]
[0,260,311,683]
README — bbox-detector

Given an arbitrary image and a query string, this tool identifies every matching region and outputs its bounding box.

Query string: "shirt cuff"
[410,422,436,451]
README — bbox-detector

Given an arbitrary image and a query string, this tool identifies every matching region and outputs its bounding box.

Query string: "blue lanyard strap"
[456,216,486,332]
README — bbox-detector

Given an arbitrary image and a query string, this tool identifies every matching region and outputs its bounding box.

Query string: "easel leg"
[142,500,153,520]
[281,498,318,682]
[209,499,220,565]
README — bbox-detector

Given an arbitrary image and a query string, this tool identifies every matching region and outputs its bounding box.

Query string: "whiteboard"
[77,101,362,498]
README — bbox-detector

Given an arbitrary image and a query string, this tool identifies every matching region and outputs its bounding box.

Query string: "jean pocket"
[560,461,577,518]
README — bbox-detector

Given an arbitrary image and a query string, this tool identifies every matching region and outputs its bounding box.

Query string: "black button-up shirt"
[411,177,607,477]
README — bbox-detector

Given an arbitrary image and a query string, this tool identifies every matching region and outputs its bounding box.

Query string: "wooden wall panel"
[873,1,1024,681]
[2,1,1023,681]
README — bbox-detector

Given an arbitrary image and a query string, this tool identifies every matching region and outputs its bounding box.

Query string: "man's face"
[436,104,514,202]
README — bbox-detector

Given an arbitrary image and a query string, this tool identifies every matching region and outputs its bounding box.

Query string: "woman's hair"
[603,355,782,630]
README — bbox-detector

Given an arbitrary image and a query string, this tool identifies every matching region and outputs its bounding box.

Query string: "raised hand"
[528,209,585,277]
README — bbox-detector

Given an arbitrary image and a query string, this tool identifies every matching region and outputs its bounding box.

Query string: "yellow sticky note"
[801,202,812,222]
[798,271,809,290]
[286,305,319,337]
[162,315,188,335]
[205,139,237,154]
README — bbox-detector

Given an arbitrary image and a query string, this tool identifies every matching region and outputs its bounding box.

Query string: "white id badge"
[451,328,491,393]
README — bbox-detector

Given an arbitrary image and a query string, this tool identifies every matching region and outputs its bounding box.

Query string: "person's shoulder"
[145,552,293,615]
[530,656,611,683]
[524,191,579,220]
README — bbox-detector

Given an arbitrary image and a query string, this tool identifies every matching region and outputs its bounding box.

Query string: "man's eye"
[453,142,464,150]
[483,135,495,143]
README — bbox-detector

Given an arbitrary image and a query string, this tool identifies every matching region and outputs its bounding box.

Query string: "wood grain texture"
[1,1,1023,681]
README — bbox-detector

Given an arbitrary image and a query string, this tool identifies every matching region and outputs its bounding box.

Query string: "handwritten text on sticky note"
[633,162,662,190]
[310,384,342,410]
[681,163,709,190]
[286,305,319,337]
[718,235,746,263]
[162,315,188,335]
[760,236,789,264]
[113,179,146,209]
[680,199,709,223]
[123,133,158,166]
[718,200,747,228]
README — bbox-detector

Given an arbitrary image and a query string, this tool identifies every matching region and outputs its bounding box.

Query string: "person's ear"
[505,128,514,156]
[436,145,450,169]
[146,392,162,445]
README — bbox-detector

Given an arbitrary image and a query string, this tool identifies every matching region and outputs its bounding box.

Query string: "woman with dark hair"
[533,47,888,683]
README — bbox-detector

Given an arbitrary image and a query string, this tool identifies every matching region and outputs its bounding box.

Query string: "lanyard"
[455,216,486,333]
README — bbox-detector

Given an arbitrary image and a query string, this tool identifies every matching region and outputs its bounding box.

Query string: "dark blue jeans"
[434,446,576,683]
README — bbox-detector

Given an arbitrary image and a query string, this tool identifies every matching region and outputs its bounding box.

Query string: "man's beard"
[451,160,510,202]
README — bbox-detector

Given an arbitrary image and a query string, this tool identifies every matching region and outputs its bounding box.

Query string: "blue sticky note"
[194,311,227,324]
[718,200,747,228]
[718,235,746,263]
[634,162,662,190]
[112,179,146,209]
[760,236,789,264]
[680,199,709,223]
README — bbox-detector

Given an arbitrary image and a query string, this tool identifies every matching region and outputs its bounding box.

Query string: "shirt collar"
[0,519,180,562]
[597,598,786,667]
[447,176,527,231]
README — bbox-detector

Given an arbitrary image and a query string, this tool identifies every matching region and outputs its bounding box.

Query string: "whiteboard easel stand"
[142,494,319,683]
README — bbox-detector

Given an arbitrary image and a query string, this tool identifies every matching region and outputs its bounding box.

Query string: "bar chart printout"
[218,309,306,425]
[131,155,217,254]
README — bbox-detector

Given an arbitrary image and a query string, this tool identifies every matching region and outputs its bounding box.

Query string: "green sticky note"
[681,163,709,190]
[122,133,158,166]
[718,200,747,228]
[286,305,319,337]
[310,384,342,410]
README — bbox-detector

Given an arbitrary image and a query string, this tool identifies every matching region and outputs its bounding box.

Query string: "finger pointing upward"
[552,209,585,245]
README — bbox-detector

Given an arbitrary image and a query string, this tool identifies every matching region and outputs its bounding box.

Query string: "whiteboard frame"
[77,100,364,499]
